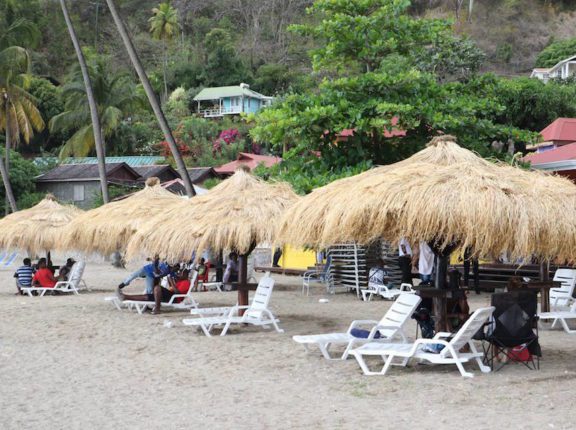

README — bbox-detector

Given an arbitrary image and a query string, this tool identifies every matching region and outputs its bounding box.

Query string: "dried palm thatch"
[0,194,82,254]
[278,136,576,260]
[60,177,182,255]
[126,168,299,261]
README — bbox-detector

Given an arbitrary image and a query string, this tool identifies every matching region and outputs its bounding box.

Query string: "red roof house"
[524,142,576,165]
[540,118,576,147]
[215,152,282,176]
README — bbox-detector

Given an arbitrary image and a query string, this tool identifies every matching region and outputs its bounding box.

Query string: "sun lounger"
[21,261,88,296]
[107,271,199,313]
[550,269,576,310]
[293,293,422,360]
[539,301,576,334]
[182,274,283,336]
[361,282,414,301]
[349,306,495,378]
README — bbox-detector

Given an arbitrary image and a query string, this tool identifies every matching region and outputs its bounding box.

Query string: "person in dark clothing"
[272,247,283,268]
[398,238,413,285]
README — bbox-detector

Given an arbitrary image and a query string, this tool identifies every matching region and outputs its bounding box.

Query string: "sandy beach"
[1,261,576,430]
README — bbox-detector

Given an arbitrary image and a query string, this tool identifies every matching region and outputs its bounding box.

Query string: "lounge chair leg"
[342,341,355,360]
[379,355,395,375]
[271,319,284,334]
[353,354,378,376]
[220,321,232,336]
[469,342,491,373]
[560,318,576,334]
[318,343,337,360]
[454,360,474,378]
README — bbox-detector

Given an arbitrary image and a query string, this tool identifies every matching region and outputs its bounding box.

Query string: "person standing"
[418,241,435,284]
[398,238,413,285]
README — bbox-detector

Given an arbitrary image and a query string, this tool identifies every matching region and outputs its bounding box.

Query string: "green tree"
[0,149,41,210]
[0,46,45,211]
[149,1,179,102]
[201,28,249,86]
[536,38,576,68]
[49,56,145,158]
[251,0,535,183]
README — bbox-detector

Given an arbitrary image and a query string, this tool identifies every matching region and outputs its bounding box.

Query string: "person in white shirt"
[398,238,413,285]
[418,241,435,284]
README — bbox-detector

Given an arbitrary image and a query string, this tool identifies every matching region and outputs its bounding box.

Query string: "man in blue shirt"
[14,258,35,294]
[117,255,170,295]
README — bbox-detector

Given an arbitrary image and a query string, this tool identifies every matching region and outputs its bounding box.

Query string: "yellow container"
[280,245,317,269]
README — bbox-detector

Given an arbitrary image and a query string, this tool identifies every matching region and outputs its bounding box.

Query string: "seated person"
[58,258,76,281]
[32,258,58,289]
[223,252,239,287]
[117,268,191,314]
[14,258,35,294]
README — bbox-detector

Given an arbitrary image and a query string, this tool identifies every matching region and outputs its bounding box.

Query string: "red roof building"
[539,118,576,147]
[215,152,282,176]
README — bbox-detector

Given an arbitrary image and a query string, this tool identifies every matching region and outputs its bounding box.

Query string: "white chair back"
[377,293,421,337]
[551,269,576,306]
[245,275,275,320]
[69,261,85,286]
[441,307,495,357]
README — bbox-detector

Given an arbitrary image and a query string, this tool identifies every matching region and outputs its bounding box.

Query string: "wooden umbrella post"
[238,253,249,314]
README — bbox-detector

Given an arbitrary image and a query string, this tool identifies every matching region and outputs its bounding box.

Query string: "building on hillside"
[523,142,576,182]
[132,165,180,183]
[186,167,221,185]
[35,163,141,208]
[193,83,273,118]
[530,55,576,82]
[214,152,282,176]
[33,155,165,169]
[160,179,208,196]
[526,118,576,151]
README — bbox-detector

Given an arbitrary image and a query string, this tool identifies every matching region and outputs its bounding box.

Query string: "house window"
[73,185,85,202]
[231,97,240,107]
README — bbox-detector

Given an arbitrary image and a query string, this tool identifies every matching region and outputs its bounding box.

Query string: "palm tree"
[149,2,178,103]
[59,0,109,203]
[0,46,45,212]
[104,0,196,197]
[49,58,145,158]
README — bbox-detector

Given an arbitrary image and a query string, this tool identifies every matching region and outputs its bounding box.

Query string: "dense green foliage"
[536,38,576,68]
[251,0,539,190]
[0,150,41,209]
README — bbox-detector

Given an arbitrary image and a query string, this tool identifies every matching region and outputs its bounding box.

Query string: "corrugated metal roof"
[540,118,576,142]
[35,163,141,182]
[34,156,165,167]
[193,85,269,101]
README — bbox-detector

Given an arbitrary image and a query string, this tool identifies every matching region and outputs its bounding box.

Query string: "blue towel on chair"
[350,328,382,339]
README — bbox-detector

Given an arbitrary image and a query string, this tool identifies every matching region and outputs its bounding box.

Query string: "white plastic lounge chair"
[182,274,283,336]
[539,301,576,334]
[361,282,414,301]
[550,269,576,310]
[21,261,88,297]
[302,256,332,296]
[121,271,200,314]
[293,293,422,360]
[350,306,495,378]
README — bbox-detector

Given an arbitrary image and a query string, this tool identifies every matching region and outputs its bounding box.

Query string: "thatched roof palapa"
[60,177,182,255]
[126,167,299,261]
[0,194,82,254]
[278,136,576,260]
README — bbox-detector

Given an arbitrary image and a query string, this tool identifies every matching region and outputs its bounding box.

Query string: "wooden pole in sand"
[238,253,249,314]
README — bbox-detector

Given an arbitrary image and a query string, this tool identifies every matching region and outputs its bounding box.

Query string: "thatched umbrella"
[279,136,576,261]
[279,136,576,328]
[60,177,183,256]
[0,194,82,255]
[126,167,299,306]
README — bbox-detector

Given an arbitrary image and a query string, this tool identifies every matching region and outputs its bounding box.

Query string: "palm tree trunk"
[163,40,168,104]
[2,115,17,212]
[104,0,196,197]
[59,0,110,204]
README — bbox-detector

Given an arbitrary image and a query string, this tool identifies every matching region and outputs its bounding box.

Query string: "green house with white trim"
[193,83,273,118]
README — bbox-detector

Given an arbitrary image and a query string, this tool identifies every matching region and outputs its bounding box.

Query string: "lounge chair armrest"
[346,320,379,334]
[432,332,453,339]
[54,281,70,288]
